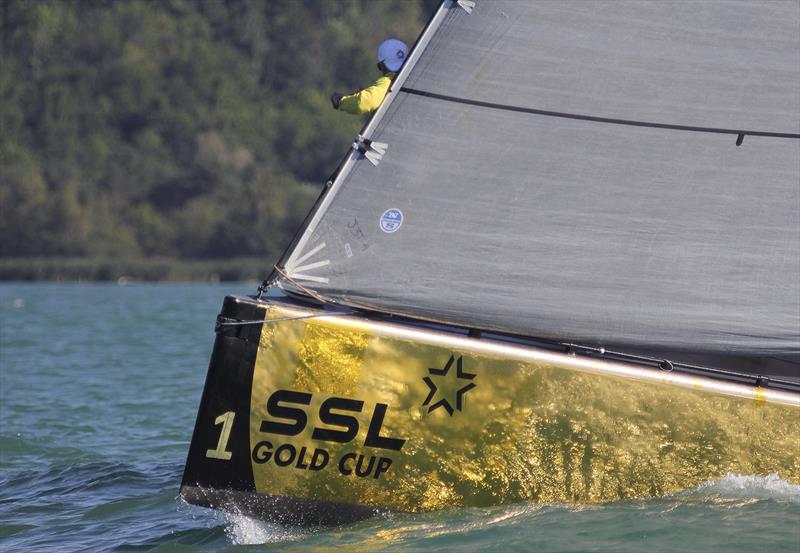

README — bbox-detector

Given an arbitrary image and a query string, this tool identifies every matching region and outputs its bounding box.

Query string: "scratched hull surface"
[180,296,800,523]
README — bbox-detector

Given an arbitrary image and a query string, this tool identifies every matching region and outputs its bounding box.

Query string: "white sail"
[278,0,800,356]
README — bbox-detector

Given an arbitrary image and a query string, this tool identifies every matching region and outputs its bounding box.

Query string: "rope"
[272,265,335,306]
[228,266,353,326]
[218,311,358,327]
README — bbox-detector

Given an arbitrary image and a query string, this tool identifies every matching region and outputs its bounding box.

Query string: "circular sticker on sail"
[379,208,403,233]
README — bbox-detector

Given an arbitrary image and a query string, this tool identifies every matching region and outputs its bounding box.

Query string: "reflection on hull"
[181,296,800,525]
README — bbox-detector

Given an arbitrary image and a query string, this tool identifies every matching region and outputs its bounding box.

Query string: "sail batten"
[277,0,800,357]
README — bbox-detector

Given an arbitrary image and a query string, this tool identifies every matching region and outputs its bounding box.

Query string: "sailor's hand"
[330,93,343,110]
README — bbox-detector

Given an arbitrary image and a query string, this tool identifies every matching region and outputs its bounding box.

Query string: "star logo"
[422,355,476,416]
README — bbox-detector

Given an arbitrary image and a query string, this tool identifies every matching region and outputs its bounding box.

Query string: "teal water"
[1,283,798,552]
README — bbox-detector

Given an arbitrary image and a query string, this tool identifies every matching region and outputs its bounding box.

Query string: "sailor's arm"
[333,74,394,114]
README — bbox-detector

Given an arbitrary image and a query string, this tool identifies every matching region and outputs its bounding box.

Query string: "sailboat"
[181,0,800,526]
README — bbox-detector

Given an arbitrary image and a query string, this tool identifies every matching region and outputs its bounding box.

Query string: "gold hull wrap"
[248,304,799,513]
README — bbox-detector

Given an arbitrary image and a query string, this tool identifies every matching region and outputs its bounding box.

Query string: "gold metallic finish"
[294,324,368,397]
[249,303,800,512]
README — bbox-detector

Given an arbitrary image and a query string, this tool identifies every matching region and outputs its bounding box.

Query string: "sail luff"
[281,0,455,278]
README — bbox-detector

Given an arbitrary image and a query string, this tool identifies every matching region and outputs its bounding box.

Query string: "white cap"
[378,39,408,72]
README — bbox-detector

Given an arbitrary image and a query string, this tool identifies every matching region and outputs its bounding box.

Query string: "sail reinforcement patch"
[379,209,404,233]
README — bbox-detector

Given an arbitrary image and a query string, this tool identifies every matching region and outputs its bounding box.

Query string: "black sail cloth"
[277,0,800,361]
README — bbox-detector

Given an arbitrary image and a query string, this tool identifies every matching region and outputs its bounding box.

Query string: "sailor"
[330,38,408,114]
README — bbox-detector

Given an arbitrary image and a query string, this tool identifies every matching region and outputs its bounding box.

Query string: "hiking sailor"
[331,38,408,114]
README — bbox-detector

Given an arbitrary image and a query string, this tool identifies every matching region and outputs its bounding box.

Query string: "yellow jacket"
[338,72,396,114]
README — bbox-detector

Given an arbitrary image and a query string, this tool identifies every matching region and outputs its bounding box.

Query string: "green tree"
[0,0,436,268]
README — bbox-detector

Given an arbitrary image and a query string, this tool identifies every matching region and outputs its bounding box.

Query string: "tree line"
[0,0,435,270]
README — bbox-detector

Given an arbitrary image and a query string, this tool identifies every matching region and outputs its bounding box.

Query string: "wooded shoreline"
[0,256,270,282]
[2,1,435,272]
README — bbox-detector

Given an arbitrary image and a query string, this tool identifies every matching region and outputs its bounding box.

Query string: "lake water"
[1,283,798,552]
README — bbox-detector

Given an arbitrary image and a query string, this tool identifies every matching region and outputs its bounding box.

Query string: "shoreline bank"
[0,257,271,282]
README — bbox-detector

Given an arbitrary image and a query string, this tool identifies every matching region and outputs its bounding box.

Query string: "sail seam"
[400,87,800,140]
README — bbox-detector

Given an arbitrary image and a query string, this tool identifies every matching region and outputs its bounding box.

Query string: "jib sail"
[275,0,800,357]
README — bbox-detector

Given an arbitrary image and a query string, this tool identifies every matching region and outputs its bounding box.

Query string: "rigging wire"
[217,311,358,327]
[272,264,336,306]
[226,266,353,327]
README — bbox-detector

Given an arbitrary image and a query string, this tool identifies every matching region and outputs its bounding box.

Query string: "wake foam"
[680,473,800,503]
[223,512,304,545]
[212,473,799,545]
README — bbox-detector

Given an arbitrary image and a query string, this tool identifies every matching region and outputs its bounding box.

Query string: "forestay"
[277,0,800,356]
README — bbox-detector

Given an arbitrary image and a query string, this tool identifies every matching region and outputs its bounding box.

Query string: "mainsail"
[276,0,800,357]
